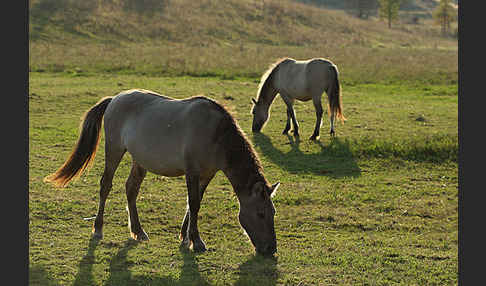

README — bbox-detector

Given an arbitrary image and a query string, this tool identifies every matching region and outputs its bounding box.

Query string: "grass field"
[29,0,458,284]
[29,72,457,285]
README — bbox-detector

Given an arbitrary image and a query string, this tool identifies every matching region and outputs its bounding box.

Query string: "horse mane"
[198,96,267,187]
[254,58,294,108]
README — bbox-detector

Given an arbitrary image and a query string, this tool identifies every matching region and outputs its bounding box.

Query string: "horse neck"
[220,140,267,197]
[223,165,264,198]
[258,76,279,110]
[259,89,278,111]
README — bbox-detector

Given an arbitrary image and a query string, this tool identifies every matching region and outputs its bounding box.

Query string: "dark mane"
[254,58,294,108]
[186,95,235,117]
[199,97,267,188]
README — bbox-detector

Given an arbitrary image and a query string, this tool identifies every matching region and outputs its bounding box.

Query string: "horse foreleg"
[289,108,299,137]
[310,96,323,141]
[282,96,299,137]
[282,108,292,135]
[182,173,207,252]
[125,161,148,241]
[180,174,214,243]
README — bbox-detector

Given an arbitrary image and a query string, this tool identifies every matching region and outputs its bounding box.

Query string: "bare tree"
[433,0,457,36]
[357,0,377,19]
[378,0,401,28]
[346,0,377,19]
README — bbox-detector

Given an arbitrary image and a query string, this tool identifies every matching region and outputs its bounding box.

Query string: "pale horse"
[44,89,280,256]
[251,57,346,140]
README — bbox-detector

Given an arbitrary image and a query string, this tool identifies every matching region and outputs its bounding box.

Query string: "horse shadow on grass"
[29,263,60,286]
[103,241,212,286]
[72,237,209,286]
[73,237,278,285]
[233,255,279,286]
[72,237,100,286]
[252,133,361,178]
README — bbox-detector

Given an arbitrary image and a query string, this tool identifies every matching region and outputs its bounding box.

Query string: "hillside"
[29,0,458,84]
[298,0,442,11]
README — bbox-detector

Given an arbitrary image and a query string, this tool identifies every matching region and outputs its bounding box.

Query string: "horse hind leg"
[92,147,126,239]
[329,109,336,137]
[310,94,323,141]
[324,87,336,137]
[125,161,148,241]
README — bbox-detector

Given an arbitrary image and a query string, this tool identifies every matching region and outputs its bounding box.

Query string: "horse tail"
[44,97,113,188]
[328,64,346,123]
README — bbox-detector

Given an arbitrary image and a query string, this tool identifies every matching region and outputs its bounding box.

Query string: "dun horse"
[251,57,346,140]
[44,89,280,256]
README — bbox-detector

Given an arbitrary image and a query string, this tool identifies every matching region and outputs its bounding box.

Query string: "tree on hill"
[433,0,457,36]
[378,0,401,28]
[347,0,378,19]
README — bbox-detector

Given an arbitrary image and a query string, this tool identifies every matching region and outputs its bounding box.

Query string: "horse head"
[251,98,269,132]
[238,181,280,256]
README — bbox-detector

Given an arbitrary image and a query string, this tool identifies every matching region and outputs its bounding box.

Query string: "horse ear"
[251,98,257,105]
[269,182,280,198]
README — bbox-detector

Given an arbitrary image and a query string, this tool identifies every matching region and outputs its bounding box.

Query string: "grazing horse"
[251,57,346,140]
[44,89,280,256]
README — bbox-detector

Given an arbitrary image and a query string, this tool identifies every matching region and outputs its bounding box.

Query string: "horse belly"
[295,94,313,101]
[285,88,312,101]
[147,166,185,177]
[128,145,186,177]
[122,117,188,177]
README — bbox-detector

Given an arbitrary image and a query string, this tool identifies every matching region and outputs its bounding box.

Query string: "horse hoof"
[92,231,103,240]
[131,231,149,241]
[309,135,319,141]
[191,240,207,253]
[180,238,191,250]
[282,130,289,135]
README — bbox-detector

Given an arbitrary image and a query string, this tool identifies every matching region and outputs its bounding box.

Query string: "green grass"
[29,72,457,285]
[28,1,458,284]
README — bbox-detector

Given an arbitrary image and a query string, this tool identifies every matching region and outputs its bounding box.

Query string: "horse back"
[103,90,227,176]
[304,58,337,91]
